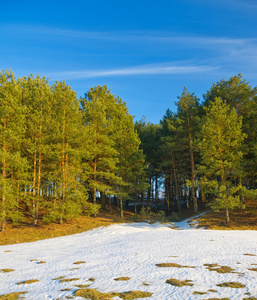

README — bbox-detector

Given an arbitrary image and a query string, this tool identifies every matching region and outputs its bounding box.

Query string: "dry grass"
[114,277,130,281]
[248,268,257,272]
[165,278,194,287]
[142,281,152,286]
[73,261,86,265]
[196,199,257,230]
[156,262,196,268]
[217,282,245,288]
[53,276,65,280]
[1,199,257,246]
[204,264,235,273]
[75,284,91,288]
[118,291,152,299]
[74,288,152,299]
[0,292,28,300]
[17,279,39,285]
[202,298,230,300]
[60,278,80,283]
[0,269,14,273]
[0,207,133,246]
[193,291,206,295]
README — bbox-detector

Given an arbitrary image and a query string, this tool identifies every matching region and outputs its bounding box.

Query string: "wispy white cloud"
[2,24,256,47]
[190,0,257,11]
[50,63,217,80]
[2,24,257,80]
[222,0,257,10]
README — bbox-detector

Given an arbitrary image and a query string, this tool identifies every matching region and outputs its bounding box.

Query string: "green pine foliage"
[1,69,257,229]
[175,88,202,213]
[0,71,28,231]
[197,97,245,223]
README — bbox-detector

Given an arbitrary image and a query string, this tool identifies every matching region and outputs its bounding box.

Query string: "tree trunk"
[239,177,244,203]
[109,194,111,211]
[93,129,97,217]
[147,177,151,212]
[120,197,123,218]
[172,153,181,216]
[101,192,106,209]
[32,149,37,225]
[35,150,42,225]
[225,207,230,223]
[1,152,6,232]
[165,175,170,213]
[60,117,66,225]
[155,175,158,202]
[190,148,198,213]
[184,176,189,208]
[134,193,137,214]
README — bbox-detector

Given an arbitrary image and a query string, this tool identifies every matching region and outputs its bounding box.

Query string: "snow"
[1,218,257,300]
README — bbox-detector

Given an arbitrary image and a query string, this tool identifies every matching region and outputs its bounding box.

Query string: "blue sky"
[1,0,257,123]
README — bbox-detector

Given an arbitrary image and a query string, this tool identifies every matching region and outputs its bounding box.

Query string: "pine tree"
[175,88,202,213]
[197,97,245,223]
[49,81,89,223]
[135,119,162,207]
[0,70,27,231]
[159,111,183,215]
[113,99,147,218]
[203,74,257,189]
[20,75,52,225]
[80,86,120,215]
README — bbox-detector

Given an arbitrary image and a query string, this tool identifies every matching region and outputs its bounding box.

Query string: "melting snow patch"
[1,220,257,299]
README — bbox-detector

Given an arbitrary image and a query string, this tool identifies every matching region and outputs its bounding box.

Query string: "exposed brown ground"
[0,199,256,246]
[0,207,133,246]
[194,199,257,230]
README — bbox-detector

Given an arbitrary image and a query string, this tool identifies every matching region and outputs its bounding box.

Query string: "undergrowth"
[131,208,180,223]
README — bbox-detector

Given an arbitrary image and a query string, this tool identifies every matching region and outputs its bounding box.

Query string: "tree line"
[1,71,257,230]
[136,74,257,223]
[0,70,148,232]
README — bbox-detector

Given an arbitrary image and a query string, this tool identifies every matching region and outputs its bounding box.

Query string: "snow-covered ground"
[1,218,257,300]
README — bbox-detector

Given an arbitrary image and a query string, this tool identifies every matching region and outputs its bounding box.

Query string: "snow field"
[1,222,257,299]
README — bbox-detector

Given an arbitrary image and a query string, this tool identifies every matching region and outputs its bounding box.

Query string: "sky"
[1,0,257,124]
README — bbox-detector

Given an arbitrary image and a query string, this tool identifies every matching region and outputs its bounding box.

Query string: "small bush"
[168,212,180,222]
[132,207,169,223]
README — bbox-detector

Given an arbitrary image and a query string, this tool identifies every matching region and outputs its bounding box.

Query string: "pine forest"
[1,70,257,232]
